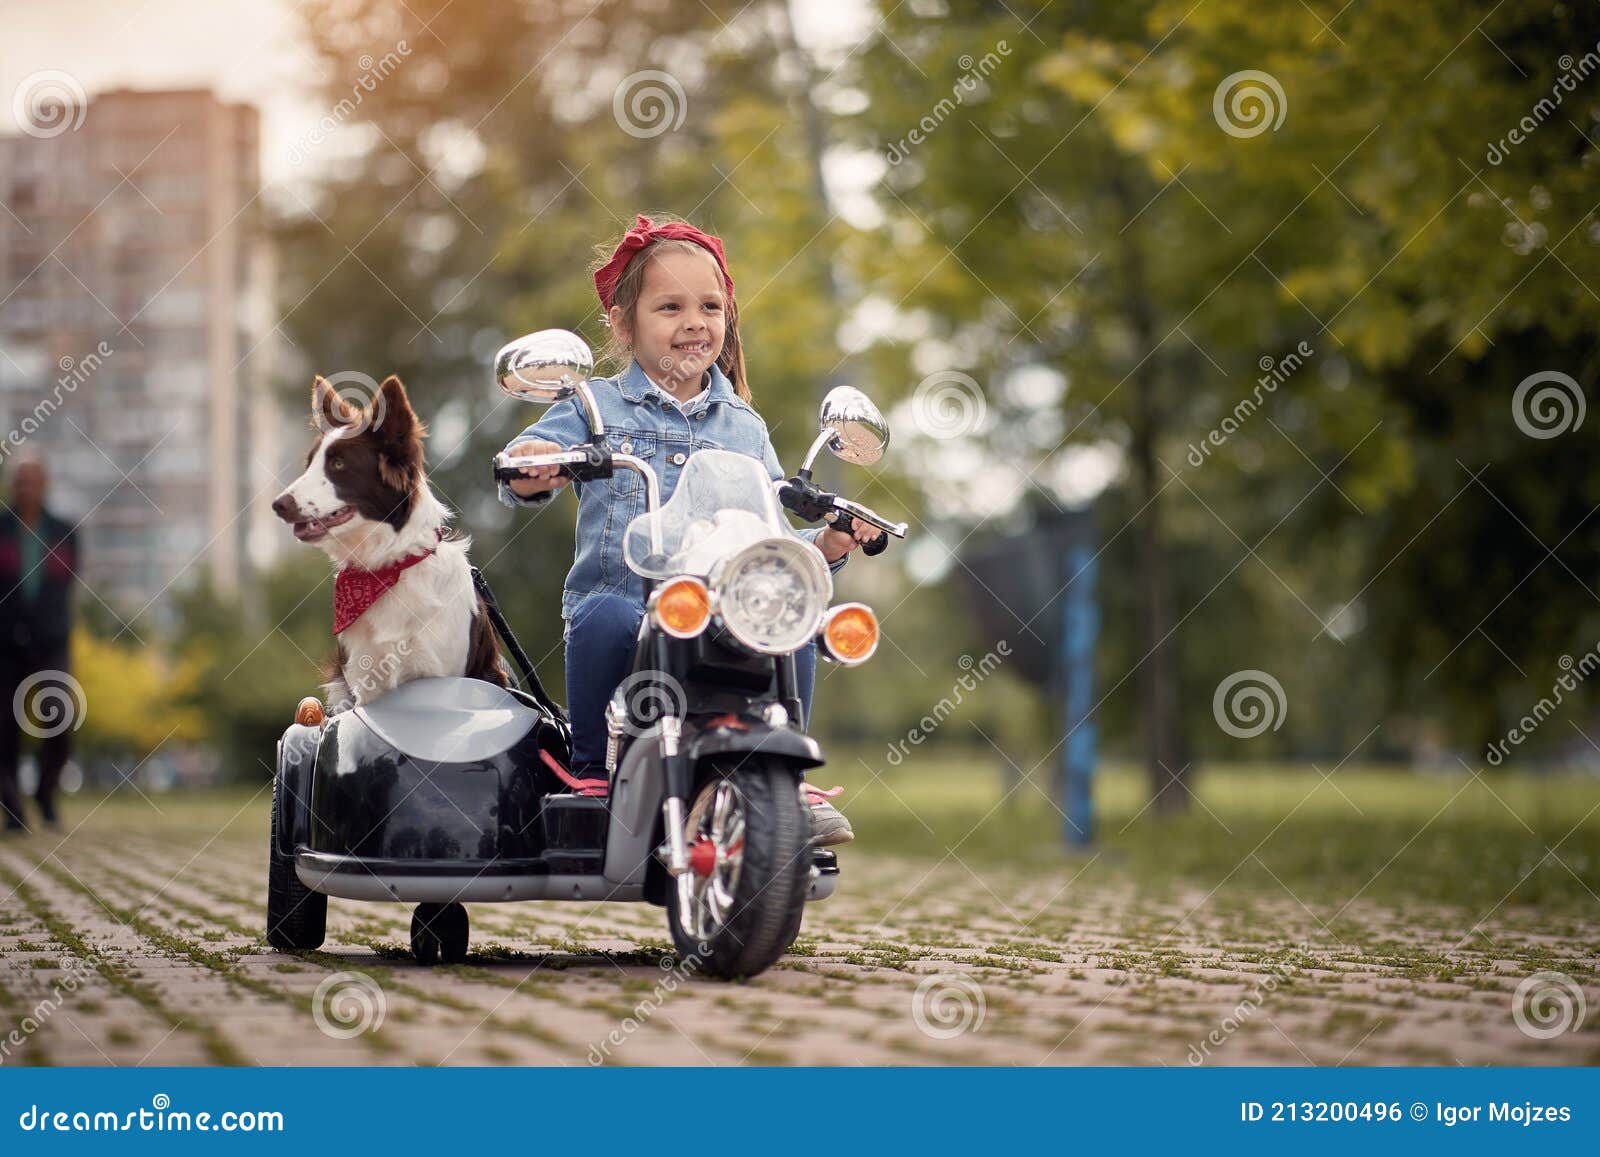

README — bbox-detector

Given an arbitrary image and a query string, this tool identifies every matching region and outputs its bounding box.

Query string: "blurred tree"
[843,0,1250,811]
[1054,0,1600,755]
[842,0,1600,802]
[72,627,206,762]
[172,554,331,776]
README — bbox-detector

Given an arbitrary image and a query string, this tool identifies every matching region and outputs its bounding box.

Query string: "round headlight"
[712,537,832,655]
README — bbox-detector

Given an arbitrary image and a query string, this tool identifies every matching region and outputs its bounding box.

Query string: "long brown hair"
[592,215,751,401]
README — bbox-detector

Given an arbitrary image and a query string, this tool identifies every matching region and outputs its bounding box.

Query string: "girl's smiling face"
[611,246,727,391]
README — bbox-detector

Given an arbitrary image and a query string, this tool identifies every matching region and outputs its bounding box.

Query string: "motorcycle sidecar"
[266,675,604,964]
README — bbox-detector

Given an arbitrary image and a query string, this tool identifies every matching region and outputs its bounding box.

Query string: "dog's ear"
[312,376,358,429]
[374,376,426,491]
[372,376,428,442]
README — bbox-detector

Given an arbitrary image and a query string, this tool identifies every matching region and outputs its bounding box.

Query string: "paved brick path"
[0,796,1595,1067]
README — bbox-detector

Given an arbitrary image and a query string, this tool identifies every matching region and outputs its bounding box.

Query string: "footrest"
[540,794,609,851]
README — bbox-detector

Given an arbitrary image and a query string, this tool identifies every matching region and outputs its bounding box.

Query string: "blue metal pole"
[1061,540,1098,846]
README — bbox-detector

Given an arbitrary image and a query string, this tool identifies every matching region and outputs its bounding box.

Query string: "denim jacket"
[499,358,843,620]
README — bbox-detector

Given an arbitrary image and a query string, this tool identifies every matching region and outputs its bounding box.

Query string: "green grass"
[827,753,1600,915]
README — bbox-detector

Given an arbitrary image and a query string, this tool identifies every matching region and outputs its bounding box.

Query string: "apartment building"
[0,87,279,623]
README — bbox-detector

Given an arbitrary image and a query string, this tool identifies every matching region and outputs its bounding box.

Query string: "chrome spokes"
[677,779,747,942]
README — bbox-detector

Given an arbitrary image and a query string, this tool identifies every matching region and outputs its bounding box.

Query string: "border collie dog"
[271,375,506,709]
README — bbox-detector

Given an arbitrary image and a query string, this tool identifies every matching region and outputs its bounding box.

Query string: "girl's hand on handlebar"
[817,521,884,562]
[505,439,571,498]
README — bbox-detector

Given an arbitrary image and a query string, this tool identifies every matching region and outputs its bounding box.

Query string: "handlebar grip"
[495,465,558,483]
[833,512,890,556]
[493,463,570,483]
[493,450,584,485]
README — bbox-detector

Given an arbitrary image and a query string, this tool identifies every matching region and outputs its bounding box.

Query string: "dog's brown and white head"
[272,375,437,566]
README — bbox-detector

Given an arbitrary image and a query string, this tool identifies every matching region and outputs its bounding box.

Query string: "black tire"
[266,769,326,951]
[411,902,468,965]
[666,760,810,980]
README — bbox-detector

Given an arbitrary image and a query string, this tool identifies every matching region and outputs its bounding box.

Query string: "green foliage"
[71,628,206,761]
[169,554,333,776]
[843,0,1600,763]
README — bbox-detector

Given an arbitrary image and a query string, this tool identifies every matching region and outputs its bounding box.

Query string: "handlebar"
[492,448,592,483]
[832,511,892,556]
[493,445,662,553]
[828,495,908,540]
[777,477,907,556]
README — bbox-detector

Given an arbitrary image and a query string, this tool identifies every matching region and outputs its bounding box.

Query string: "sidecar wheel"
[265,770,325,951]
[411,902,468,966]
[666,759,809,980]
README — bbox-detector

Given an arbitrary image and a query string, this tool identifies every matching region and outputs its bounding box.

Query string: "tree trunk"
[1111,167,1190,815]
[775,0,849,391]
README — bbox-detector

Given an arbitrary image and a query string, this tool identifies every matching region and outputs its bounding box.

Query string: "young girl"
[499,213,879,845]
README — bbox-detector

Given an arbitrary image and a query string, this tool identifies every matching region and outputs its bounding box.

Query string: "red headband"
[594,214,735,312]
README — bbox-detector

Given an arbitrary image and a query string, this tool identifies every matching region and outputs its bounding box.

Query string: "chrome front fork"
[603,695,627,773]
[657,716,689,876]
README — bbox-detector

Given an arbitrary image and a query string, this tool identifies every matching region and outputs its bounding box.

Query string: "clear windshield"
[624,449,797,580]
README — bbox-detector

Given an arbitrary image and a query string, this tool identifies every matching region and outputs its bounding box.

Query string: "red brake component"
[688,838,717,877]
[704,712,751,731]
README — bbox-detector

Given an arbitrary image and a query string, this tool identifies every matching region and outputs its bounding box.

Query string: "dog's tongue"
[295,517,326,540]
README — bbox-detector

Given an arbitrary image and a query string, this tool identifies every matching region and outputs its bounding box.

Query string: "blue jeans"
[564,592,816,770]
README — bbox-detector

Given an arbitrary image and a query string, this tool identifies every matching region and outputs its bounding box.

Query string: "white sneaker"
[802,784,855,846]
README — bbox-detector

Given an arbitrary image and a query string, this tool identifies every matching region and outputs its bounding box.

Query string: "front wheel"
[666,760,810,979]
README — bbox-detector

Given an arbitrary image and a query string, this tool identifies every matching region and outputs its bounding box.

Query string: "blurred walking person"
[0,456,78,832]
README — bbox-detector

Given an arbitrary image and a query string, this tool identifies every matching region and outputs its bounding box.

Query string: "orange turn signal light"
[652,576,712,639]
[295,697,326,726]
[819,603,879,665]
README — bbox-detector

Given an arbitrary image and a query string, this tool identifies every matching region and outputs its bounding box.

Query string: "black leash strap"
[470,565,569,726]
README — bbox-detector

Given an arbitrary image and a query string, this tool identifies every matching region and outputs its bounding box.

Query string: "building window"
[8,180,38,213]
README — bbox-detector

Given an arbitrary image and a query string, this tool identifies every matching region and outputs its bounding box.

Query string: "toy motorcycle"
[265,330,905,978]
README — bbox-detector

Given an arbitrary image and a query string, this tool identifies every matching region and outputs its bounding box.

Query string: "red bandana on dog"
[333,534,440,634]
[593,214,735,311]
